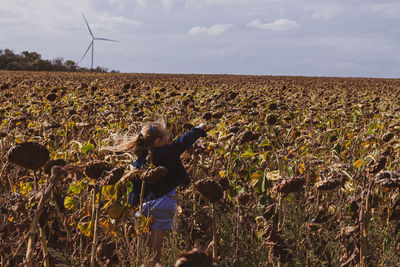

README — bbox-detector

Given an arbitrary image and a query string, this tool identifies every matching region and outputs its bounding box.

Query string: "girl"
[121,119,207,266]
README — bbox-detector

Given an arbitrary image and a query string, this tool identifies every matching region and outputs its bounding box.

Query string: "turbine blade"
[81,12,94,38]
[80,41,93,62]
[94,37,119,42]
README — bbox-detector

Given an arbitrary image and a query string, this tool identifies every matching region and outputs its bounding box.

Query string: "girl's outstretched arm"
[133,153,147,169]
[129,153,147,206]
[173,125,207,155]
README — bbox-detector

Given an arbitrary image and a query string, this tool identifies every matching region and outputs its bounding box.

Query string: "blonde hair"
[117,120,167,157]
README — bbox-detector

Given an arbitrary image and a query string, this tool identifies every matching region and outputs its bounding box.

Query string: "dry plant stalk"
[90,185,102,267]
[80,191,84,264]
[139,179,146,217]
[233,205,240,265]
[0,162,12,192]
[136,179,147,261]
[90,187,96,238]
[211,203,217,264]
[39,227,50,267]
[359,181,374,267]
[52,191,71,241]
[25,166,67,267]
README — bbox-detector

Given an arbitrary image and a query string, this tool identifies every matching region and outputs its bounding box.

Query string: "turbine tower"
[80,12,118,69]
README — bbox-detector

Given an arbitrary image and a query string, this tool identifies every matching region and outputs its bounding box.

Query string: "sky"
[1,0,400,78]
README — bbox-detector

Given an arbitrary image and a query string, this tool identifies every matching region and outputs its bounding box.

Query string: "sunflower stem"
[211,202,218,264]
[136,180,146,262]
[139,180,146,217]
[33,169,38,191]
[360,181,373,267]
[0,161,12,192]
[39,227,50,267]
[79,191,83,264]
[25,166,66,267]
[51,191,71,242]
[233,205,240,265]
[90,184,102,267]
[90,187,96,237]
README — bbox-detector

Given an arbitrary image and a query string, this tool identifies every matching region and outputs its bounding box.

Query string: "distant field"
[1,71,400,266]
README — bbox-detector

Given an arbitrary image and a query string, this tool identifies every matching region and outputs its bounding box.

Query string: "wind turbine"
[80,12,118,69]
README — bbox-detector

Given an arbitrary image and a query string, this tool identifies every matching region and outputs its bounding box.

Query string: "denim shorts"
[135,189,177,230]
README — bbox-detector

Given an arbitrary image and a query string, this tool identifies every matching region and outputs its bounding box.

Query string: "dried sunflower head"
[367,156,386,176]
[7,142,49,170]
[85,161,113,180]
[44,159,66,175]
[315,178,344,191]
[141,166,167,184]
[375,171,400,189]
[175,248,212,267]
[102,166,125,185]
[273,176,305,194]
[195,179,223,203]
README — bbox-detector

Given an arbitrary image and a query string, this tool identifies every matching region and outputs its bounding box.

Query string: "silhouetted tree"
[64,60,78,71]
[0,49,115,72]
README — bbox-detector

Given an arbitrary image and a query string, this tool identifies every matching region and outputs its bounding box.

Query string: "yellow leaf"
[353,159,364,168]
[347,132,354,139]
[217,122,226,131]
[208,130,217,137]
[382,187,391,193]
[298,163,305,174]
[67,216,74,226]
[250,173,261,187]
[219,170,226,178]
[78,221,92,237]
[64,196,79,210]
[100,218,117,237]
[345,141,351,149]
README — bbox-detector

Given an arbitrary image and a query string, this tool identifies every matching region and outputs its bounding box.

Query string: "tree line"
[0,49,117,72]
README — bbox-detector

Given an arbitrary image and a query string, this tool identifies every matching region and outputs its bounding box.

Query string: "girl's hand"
[198,122,206,130]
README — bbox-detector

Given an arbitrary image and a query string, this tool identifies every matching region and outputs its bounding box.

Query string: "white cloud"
[189,24,233,36]
[133,0,175,11]
[185,0,280,9]
[91,13,142,32]
[101,14,142,27]
[189,26,208,35]
[208,24,233,35]
[247,19,299,31]
[305,5,343,20]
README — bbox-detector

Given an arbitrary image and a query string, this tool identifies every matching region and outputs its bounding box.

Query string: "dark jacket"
[129,127,206,206]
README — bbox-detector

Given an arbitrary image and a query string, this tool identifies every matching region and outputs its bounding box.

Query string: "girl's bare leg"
[150,229,165,265]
